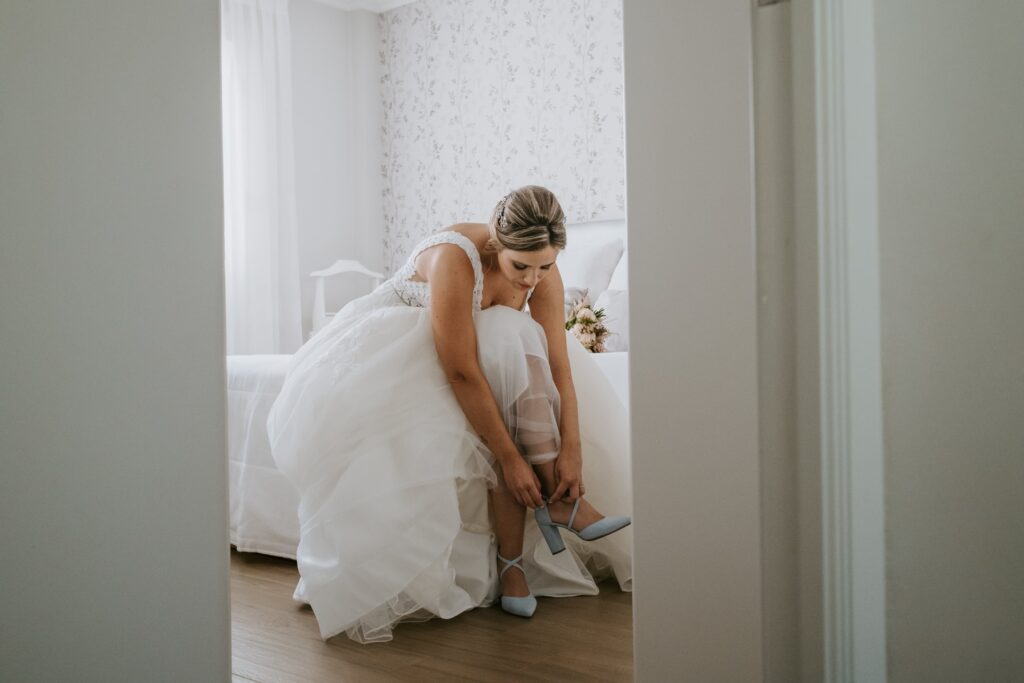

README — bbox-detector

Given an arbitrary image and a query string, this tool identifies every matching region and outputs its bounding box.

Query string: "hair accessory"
[496,192,512,228]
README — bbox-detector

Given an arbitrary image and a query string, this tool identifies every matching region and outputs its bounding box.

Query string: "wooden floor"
[231,549,633,682]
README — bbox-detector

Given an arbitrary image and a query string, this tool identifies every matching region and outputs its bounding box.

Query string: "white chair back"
[309,260,384,335]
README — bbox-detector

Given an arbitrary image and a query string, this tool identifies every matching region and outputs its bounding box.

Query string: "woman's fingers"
[508,461,543,508]
[568,483,581,502]
[551,472,585,503]
[515,483,542,509]
[549,480,569,503]
[528,478,544,509]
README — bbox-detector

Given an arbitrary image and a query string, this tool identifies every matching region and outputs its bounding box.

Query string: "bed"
[228,351,629,558]
[228,219,630,558]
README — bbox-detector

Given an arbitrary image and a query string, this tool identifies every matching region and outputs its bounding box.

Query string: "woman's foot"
[534,496,631,554]
[545,496,604,532]
[496,552,537,618]
[498,551,531,598]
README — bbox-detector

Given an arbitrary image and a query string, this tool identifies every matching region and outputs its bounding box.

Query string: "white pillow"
[607,247,628,291]
[595,288,629,352]
[556,237,624,304]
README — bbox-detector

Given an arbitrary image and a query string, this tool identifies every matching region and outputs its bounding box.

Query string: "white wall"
[875,2,1024,680]
[624,2,763,680]
[290,1,384,338]
[0,2,230,682]
[378,0,625,273]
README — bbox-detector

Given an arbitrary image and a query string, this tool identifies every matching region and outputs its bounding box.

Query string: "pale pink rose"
[575,329,597,349]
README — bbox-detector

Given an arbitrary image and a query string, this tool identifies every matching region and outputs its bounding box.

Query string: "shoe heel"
[538,519,566,554]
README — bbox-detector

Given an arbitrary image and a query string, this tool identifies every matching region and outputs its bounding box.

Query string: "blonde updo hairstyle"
[486,185,567,253]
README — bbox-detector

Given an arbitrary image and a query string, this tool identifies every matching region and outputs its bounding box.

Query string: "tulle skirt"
[266,282,632,643]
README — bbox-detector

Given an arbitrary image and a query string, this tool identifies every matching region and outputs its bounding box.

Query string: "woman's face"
[495,245,560,291]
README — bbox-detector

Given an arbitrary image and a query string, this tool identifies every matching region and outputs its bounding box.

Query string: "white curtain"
[221,0,303,354]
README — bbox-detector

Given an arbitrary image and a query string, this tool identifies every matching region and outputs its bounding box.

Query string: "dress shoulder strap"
[404,231,484,311]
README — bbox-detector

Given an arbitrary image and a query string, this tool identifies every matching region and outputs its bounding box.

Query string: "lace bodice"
[390,231,485,311]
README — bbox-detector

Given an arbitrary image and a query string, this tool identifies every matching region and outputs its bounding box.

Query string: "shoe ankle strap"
[568,498,581,531]
[497,552,525,578]
[540,496,583,531]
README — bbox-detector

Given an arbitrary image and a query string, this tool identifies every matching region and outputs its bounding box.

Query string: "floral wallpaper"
[379,0,625,273]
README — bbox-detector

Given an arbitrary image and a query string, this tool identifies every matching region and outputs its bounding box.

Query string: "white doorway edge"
[814,1,888,680]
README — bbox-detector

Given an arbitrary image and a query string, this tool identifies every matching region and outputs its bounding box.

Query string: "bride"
[267,185,633,643]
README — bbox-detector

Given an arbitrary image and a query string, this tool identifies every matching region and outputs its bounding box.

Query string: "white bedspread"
[227,351,629,559]
[228,355,297,557]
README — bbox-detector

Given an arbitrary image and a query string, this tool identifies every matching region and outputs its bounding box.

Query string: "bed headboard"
[564,218,627,248]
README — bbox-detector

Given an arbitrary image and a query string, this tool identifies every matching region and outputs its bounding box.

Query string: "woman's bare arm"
[528,265,585,502]
[424,244,544,508]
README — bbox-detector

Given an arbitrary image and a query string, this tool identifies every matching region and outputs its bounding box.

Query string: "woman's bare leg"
[489,473,530,597]
[489,350,603,593]
[518,355,606,531]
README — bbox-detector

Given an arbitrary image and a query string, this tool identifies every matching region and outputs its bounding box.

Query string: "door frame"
[812,0,888,680]
[624,1,887,680]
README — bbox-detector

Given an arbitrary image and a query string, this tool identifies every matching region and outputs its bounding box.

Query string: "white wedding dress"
[266,231,632,643]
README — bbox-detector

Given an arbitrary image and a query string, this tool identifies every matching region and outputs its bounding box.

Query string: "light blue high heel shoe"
[497,552,537,618]
[534,498,632,555]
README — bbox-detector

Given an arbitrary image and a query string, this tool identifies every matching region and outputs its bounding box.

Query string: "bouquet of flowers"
[565,294,609,353]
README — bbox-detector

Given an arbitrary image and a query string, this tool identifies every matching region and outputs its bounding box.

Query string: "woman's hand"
[502,456,545,509]
[549,441,585,503]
